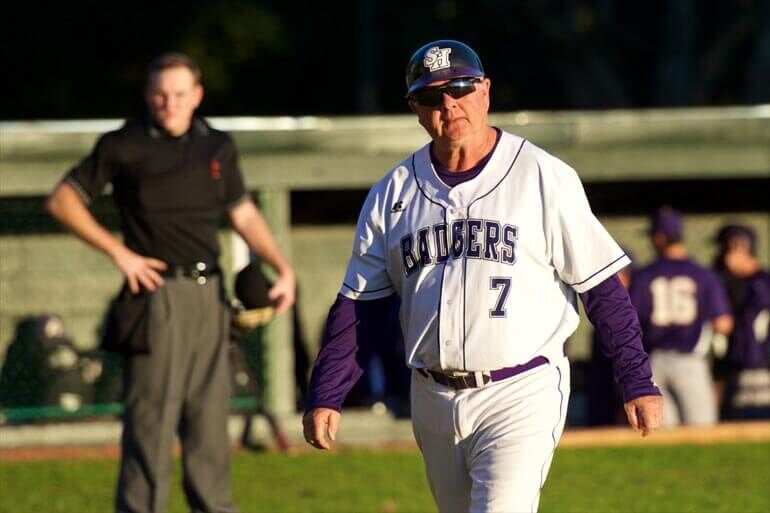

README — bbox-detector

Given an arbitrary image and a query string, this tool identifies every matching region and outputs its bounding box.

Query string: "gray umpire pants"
[116,275,239,513]
[649,349,718,427]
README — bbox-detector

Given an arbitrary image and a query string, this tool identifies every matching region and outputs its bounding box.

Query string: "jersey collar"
[145,116,209,140]
[412,130,525,209]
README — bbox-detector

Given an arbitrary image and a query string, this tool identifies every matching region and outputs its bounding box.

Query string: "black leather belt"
[161,262,220,283]
[418,369,490,389]
[417,355,549,390]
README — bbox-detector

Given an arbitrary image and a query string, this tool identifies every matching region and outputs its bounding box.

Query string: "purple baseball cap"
[650,206,683,239]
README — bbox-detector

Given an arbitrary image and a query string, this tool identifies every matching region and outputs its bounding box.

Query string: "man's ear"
[481,78,491,97]
[652,232,667,249]
[192,84,204,108]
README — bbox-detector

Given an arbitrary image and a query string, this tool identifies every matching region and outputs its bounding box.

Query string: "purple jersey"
[723,270,770,369]
[630,257,731,353]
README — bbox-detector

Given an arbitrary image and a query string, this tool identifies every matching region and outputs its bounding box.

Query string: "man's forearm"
[306,294,395,412]
[580,274,660,402]
[229,199,292,275]
[45,182,126,260]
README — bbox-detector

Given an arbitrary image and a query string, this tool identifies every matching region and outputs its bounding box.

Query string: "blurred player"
[713,224,770,419]
[630,206,733,427]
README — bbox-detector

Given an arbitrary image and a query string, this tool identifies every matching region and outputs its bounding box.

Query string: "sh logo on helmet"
[423,46,452,72]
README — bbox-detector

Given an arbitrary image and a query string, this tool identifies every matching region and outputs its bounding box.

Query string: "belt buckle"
[442,371,470,390]
[462,372,490,389]
[419,369,487,391]
[447,373,473,390]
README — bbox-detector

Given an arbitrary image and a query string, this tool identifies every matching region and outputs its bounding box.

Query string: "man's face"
[723,236,753,273]
[409,77,491,145]
[145,66,203,136]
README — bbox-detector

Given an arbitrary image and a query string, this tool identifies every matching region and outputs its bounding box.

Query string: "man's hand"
[303,407,340,450]
[269,269,296,316]
[228,199,296,314]
[624,395,663,437]
[45,182,166,291]
[111,246,167,293]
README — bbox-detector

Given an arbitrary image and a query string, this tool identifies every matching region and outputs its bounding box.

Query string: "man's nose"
[440,92,457,108]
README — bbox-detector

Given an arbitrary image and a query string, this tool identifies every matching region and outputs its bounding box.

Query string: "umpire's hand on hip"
[624,395,664,437]
[303,408,340,450]
[110,245,168,293]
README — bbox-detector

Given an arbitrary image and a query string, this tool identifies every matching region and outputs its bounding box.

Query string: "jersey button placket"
[440,202,465,369]
[440,269,463,368]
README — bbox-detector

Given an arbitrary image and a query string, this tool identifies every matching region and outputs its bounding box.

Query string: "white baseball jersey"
[340,131,629,372]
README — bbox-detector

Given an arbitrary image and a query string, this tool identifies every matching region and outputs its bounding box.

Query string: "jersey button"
[444,340,451,346]
[447,299,453,305]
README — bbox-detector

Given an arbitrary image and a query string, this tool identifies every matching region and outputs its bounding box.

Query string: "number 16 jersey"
[630,258,731,354]
[340,131,630,372]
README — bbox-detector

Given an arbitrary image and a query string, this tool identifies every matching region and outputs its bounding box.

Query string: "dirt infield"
[560,420,770,447]
[0,444,121,462]
[2,421,768,462]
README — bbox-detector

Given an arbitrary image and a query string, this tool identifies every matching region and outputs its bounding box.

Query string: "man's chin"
[441,119,470,136]
[442,127,472,142]
[156,119,190,136]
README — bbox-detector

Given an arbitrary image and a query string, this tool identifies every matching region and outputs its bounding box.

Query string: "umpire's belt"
[162,262,220,284]
[417,355,549,390]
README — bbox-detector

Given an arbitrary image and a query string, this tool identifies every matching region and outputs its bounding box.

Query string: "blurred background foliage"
[2,0,769,120]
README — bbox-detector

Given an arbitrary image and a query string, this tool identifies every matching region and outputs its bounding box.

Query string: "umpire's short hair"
[147,52,202,84]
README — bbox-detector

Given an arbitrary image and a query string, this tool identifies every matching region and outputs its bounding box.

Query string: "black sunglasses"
[407,78,482,107]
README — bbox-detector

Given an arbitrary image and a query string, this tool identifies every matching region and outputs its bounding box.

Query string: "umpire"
[46,53,296,513]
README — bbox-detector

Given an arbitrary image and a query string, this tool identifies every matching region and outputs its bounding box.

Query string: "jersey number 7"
[490,277,511,318]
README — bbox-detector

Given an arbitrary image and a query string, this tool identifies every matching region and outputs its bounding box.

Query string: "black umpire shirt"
[65,117,247,266]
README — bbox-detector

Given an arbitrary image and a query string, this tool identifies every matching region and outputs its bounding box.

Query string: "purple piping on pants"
[536,364,565,513]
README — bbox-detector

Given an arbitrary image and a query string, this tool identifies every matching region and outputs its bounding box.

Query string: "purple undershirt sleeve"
[305,294,396,413]
[580,274,661,403]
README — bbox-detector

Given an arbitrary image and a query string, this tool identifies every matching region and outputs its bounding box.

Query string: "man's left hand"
[623,395,663,437]
[269,270,296,316]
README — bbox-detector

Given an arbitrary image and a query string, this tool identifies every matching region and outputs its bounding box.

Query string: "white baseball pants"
[410,356,570,513]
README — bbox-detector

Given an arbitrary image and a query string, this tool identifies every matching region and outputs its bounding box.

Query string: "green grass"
[0,442,768,513]
[542,443,770,513]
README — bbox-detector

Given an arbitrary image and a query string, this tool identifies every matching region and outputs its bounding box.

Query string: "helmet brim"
[406,67,485,96]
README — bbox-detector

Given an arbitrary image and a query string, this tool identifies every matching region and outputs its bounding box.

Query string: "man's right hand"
[302,407,340,450]
[45,183,167,293]
[111,246,168,293]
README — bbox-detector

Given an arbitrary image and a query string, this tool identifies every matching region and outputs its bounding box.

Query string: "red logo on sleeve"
[210,159,221,180]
